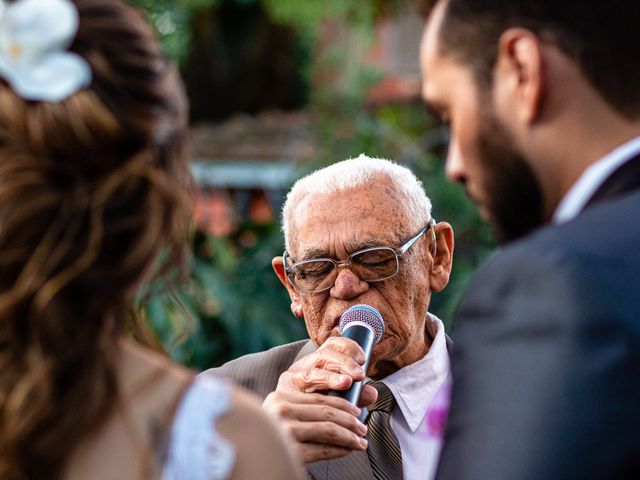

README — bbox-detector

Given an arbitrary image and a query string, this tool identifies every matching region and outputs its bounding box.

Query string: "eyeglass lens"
[288,247,399,292]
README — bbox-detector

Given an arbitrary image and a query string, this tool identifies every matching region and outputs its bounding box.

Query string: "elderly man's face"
[275,180,450,378]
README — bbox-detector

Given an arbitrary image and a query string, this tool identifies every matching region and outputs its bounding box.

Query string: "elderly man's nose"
[330,268,368,299]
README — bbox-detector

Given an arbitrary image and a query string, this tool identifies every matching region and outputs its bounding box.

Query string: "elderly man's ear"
[272,257,304,318]
[429,221,454,293]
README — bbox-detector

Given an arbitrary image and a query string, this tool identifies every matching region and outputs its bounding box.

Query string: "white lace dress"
[162,376,235,480]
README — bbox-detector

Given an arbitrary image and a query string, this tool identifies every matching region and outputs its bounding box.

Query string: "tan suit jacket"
[202,340,376,480]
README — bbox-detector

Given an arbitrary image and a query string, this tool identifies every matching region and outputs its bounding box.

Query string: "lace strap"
[162,376,235,480]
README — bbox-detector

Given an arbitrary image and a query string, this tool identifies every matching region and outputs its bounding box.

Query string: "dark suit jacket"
[203,340,377,480]
[436,154,640,479]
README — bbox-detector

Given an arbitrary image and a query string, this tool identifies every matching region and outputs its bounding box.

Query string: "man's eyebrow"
[296,240,383,262]
[348,240,380,252]
[298,247,330,261]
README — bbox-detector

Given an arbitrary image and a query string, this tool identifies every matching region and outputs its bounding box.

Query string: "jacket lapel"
[306,449,374,480]
[294,340,318,362]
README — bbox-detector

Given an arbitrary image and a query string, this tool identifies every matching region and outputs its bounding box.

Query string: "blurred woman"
[0,0,300,478]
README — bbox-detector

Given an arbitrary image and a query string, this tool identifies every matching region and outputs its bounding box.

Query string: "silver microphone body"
[327,305,385,405]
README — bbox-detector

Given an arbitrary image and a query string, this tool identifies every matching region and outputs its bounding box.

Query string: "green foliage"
[262,0,358,30]
[311,99,495,330]
[130,0,193,62]
[133,0,495,369]
[130,0,382,68]
[147,223,307,369]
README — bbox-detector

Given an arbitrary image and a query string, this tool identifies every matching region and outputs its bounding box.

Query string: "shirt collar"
[553,135,640,224]
[381,313,450,432]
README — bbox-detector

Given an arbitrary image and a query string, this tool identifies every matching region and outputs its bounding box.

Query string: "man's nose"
[444,137,466,184]
[330,268,369,299]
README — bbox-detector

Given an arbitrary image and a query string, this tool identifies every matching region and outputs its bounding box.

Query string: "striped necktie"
[365,381,403,479]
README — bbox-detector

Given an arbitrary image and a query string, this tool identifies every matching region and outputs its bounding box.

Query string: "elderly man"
[420,0,640,478]
[204,155,454,480]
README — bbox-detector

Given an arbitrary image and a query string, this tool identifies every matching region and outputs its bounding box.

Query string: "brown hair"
[0,0,191,478]
[431,0,640,120]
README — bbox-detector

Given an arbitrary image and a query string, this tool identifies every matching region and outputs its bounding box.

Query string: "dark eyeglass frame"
[283,218,436,294]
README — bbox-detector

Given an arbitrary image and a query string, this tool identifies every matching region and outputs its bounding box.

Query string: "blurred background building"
[133,0,494,370]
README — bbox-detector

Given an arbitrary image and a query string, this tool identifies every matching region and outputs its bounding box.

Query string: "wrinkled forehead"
[286,181,415,256]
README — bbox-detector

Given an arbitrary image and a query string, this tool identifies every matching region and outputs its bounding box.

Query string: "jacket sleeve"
[200,340,309,400]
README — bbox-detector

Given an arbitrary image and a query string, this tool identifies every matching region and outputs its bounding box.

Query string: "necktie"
[365,381,403,479]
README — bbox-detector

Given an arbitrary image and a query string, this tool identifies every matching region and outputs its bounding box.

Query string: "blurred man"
[204,155,454,479]
[420,1,640,478]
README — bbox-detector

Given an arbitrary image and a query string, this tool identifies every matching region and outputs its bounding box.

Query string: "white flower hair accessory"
[0,0,91,102]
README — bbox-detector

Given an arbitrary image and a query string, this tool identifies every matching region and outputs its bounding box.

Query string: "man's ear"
[494,28,545,125]
[272,256,304,318]
[429,222,454,292]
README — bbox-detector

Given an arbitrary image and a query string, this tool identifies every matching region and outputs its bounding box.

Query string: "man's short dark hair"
[434,0,640,119]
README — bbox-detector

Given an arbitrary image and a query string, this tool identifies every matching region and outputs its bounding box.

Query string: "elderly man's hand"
[262,336,378,464]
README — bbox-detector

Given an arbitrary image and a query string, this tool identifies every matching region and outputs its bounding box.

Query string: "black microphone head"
[339,304,385,344]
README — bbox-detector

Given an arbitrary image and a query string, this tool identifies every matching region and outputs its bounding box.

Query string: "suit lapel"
[584,152,640,210]
[295,340,318,362]
[307,450,374,480]
[329,449,374,480]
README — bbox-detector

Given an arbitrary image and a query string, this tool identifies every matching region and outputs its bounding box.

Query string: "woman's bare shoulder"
[118,339,192,389]
[217,386,303,480]
[64,340,192,479]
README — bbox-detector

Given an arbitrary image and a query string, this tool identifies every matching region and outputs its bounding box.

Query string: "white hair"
[282,154,433,250]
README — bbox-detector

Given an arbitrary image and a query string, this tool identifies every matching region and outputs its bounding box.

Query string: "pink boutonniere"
[425,378,451,439]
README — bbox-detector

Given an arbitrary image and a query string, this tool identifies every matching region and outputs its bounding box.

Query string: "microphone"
[328,304,385,405]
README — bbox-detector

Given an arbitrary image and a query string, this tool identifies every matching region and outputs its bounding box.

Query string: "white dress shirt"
[383,313,450,480]
[553,135,640,224]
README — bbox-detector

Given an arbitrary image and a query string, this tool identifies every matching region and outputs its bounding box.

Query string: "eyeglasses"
[283,218,436,294]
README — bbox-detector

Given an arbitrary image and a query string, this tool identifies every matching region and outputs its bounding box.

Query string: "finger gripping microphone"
[328,304,385,405]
